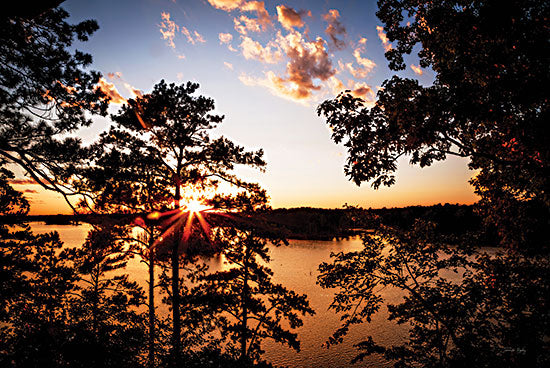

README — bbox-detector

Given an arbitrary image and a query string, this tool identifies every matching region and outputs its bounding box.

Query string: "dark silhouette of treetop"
[0,5,108,208]
[319,0,548,193]
[82,79,267,367]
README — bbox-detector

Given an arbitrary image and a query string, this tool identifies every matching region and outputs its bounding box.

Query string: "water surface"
[31,223,408,368]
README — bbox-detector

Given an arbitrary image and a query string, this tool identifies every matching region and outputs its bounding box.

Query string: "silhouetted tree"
[0,5,107,209]
[317,1,549,366]
[66,224,147,368]
[318,0,548,250]
[0,167,80,367]
[319,219,550,367]
[80,142,171,368]
[196,193,315,365]
[83,80,266,367]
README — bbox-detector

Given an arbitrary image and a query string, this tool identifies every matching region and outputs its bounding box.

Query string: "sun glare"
[181,198,209,213]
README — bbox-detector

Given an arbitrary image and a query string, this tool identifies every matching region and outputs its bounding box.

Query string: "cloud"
[245,31,336,101]
[327,76,375,103]
[207,0,245,11]
[322,9,346,50]
[277,32,336,99]
[348,81,374,100]
[238,71,308,105]
[345,62,368,79]
[208,0,270,28]
[181,26,206,45]
[352,47,376,74]
[159,12,178,49]
[107,72,123,80]
[240,36,282,63]
[177,72,184,80]
[194,30,206,43]
[23,189,38,193]
[124,83,143,98]
[411,64,423,75]
[9,178,39,185]
[241,1,271,29]
[219,32,238,51]
[219,32,233,44]
[160,12,205,49]
[276,5,310,31]
[234,15,262,34]
[224,61,234,70]
[177,54,186,59]
[376,25,392,52]
[97,78,126,104]
[209,1,271,34]
[96,77,142,104]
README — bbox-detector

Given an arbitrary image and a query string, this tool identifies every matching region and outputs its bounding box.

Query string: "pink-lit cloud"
[240,36,282,63]
[208,0,271,34]
[182,26,206,45]
[376,25,392,52]
[234,15,261,34]
[243,31,336,101]
[96,78,126,104]
[411,64,423,75]
[107,71,123,80]
[95,76,142,104]
[241,1,271,29]
[194,30,206,43]
[207,0,245,11]
[124,83,143,98]
[219,32,238,51]
[352,47,376,73]
[9,178,40,185]
[219,32,233,44]
[336,38,376,79]
[160,12,205,49]
[224,61,234,70]
[159,12,178,49]
[322,9,346,49]
[276,5,311,30]
[327,76,375,103]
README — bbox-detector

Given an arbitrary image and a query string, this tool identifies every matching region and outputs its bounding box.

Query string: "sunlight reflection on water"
[31,223,408,368]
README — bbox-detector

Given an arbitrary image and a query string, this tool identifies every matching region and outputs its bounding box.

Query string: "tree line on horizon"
[1,1,548,368]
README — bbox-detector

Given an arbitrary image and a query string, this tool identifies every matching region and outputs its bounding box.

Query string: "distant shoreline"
[1,204,495,243]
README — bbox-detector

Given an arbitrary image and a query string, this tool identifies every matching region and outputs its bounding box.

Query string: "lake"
[31,222,408,368]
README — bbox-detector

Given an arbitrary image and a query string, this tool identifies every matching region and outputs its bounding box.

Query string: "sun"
[181,198,209,214]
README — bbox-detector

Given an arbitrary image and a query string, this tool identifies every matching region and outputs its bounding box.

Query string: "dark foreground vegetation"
[1,1,548,368]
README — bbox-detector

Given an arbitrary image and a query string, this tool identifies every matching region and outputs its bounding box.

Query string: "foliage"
[317,1,549,366]
[79,79,268,366]
[317,0,549,249]
[318,219,550,367]
[191,194,315,364]
[0,6,107,207]
[1,170,148,367]
[66,224,148,368]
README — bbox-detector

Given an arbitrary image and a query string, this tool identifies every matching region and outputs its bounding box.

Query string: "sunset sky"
[18,0,479,215]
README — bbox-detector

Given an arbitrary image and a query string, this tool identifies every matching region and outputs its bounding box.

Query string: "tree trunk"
[171,182,182,367]
[240,249,249,363]
[148,245,156,368]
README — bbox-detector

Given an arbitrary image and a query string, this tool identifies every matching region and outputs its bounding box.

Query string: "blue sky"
[24,0,479,214]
